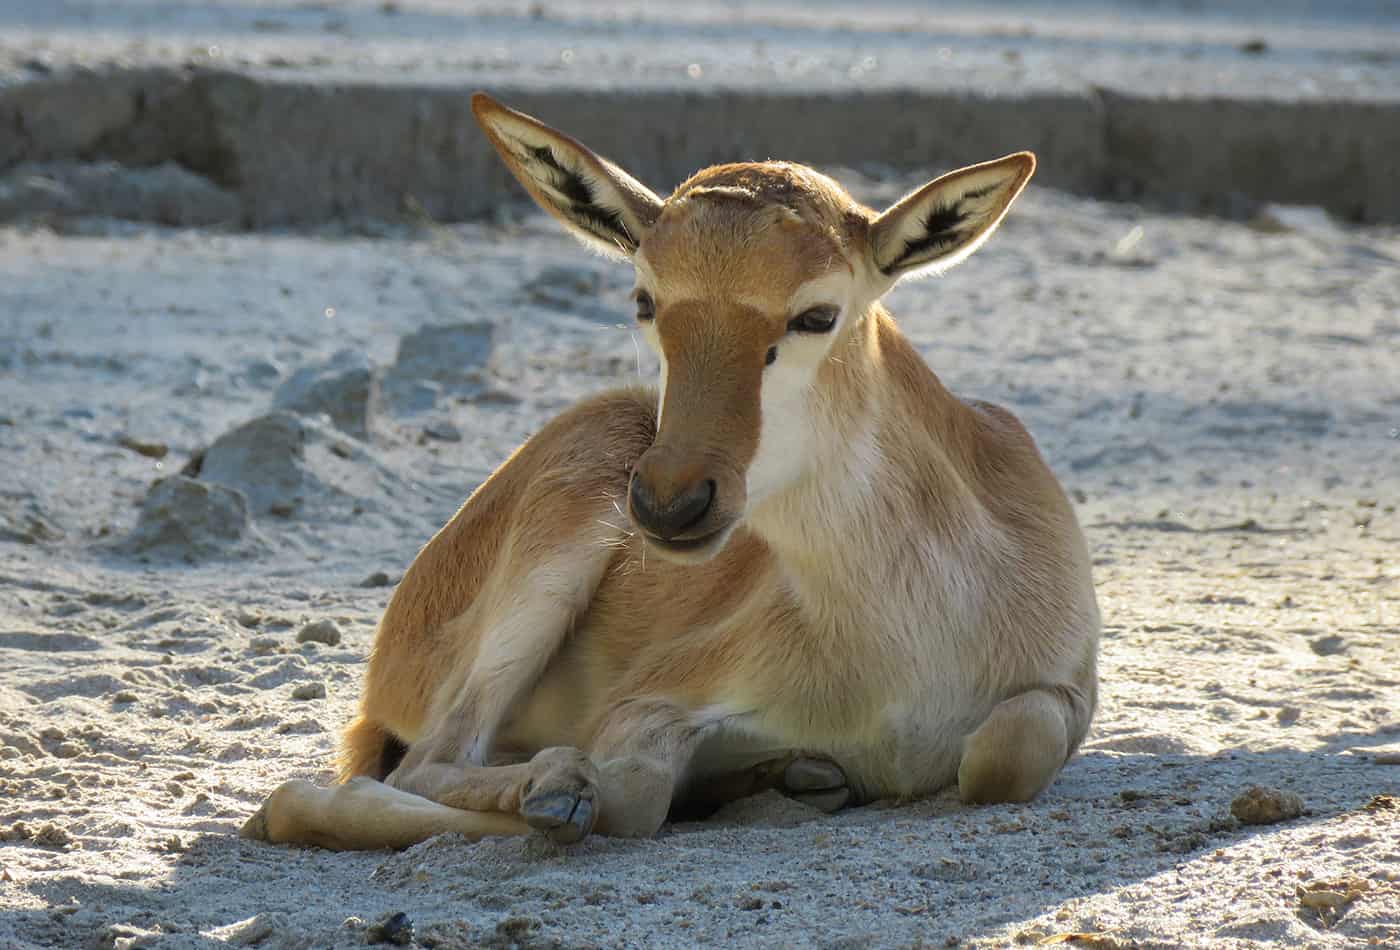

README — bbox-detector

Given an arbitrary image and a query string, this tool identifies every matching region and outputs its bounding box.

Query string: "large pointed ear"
[869,152,1035,281]
[471,93,664,258]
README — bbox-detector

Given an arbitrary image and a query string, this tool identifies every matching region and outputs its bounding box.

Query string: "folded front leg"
[239,776,530,851]
[241,746,599,851]
[588,699,720,838]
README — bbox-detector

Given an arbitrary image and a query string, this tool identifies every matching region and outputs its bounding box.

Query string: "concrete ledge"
[2,68,1397,225]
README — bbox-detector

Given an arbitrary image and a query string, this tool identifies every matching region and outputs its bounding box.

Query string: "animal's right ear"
[472,94,663,259]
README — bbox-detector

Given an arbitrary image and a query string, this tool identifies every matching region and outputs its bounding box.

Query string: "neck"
[746,305,981,610]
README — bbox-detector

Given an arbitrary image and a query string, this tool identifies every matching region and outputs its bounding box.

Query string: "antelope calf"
[241,95,1100,850]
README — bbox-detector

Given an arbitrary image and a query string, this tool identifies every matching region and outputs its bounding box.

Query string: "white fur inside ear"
[873,159,1029,281]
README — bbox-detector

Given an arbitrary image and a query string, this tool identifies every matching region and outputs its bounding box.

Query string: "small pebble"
[291,682,326,701]
[1230,785,1304,825]
[296,619,342,646]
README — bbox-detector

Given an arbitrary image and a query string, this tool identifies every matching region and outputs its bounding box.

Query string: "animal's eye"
[634,290,655,322]
[787,305,839,334]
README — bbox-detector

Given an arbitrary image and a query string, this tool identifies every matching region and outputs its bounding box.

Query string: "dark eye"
[634,290,655,322]
[787,305,839,334]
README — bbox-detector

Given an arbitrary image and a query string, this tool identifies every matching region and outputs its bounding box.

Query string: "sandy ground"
[1,178,1399,948]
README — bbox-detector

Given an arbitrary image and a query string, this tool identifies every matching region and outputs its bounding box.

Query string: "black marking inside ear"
[883,202,969,274]
[530,145,592,204]
[522,143,634,249]
[961,181,1001,201]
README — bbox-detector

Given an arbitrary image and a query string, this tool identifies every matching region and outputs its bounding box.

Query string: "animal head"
[473,94,1034,563]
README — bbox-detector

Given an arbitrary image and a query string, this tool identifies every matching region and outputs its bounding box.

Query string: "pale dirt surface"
[3,0,1399,99]
[1,180,1399,948]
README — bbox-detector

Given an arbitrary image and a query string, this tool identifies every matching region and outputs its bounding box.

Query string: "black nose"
[629,474,715,540]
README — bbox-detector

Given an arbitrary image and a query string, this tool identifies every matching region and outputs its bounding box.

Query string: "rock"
[291,682,326,700]
[1230,785,1303,825]
[117,434,169,459]
[0,161,241,226]
[0,495,64,545]
[296,619,342,646]
[358,571,398,588]
[366,911,413,946]
[116,476,253,559]
[273,349,379,439]
[381,377,440,415]
[422,419,462,442]
[390,322,494,392]
[1250,204,1340,239]
[196,412,308,515]
[1309,634,1347,656]
[241,358,284,388]
[210,912,292,946]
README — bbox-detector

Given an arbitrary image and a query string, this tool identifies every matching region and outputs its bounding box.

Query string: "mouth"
[640,523,735,562]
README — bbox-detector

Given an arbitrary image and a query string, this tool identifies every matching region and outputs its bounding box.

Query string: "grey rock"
[273,349,379,439]
[117,476,252,559]
[0,161,240,226]
[381,377,440,415]
[0,494,64,545]
[291,681,326,700]
[391,322,494,391]
[296,619,342,646]
[422,419,461,442]
[241,358,284,388]
[197,412,308,515]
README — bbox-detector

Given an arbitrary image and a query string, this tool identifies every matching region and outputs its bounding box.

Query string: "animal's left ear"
[869,152,1035,281]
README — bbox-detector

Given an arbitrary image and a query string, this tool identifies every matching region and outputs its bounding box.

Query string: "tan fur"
[241,95,1099,851]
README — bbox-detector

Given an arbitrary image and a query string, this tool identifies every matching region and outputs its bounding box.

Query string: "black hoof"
[521,790,596,844]
[792,786,851,813]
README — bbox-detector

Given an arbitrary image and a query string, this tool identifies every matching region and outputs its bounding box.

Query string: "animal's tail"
[337,715,406,783]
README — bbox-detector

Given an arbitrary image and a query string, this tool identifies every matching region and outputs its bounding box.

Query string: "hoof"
[783,756,846,792]
[520,747,600,844]
[791,786,851,813]
[239,802,271,841]
[782,755,850,813]
[521,789,597,844]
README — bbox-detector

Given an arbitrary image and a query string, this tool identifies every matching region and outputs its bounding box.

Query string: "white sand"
[1,184,1398,947]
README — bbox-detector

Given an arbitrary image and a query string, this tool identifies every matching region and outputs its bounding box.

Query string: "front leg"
[587,699,718,838]
[241,746,599,850]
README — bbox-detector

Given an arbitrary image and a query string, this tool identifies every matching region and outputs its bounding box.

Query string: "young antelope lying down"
[241,94,1100,850]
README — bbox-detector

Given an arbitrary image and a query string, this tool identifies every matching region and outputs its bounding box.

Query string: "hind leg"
[672,754,851,819]
[957,682,1094,804]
